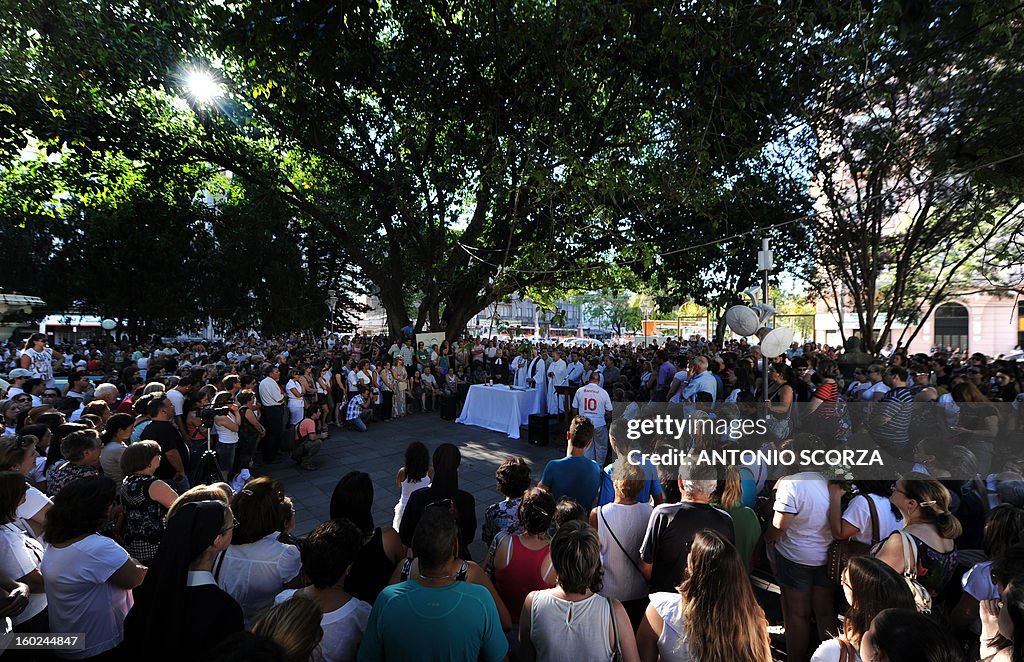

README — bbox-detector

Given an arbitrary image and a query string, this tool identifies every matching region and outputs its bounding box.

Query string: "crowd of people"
[0,328,1023,661]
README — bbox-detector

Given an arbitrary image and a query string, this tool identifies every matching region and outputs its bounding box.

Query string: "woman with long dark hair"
[981,579,1024,662]
[811,556,916,661]
[861,608,963,662]
[330,471,404,605]
[637,529,772,662]
[397,443,477,560]
[123,500,243,659]
[98,412,135,484]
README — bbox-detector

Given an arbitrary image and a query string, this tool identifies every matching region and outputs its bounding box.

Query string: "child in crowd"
[393,441,432,530]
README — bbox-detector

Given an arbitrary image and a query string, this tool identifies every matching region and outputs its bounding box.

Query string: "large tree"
[2,0,839,340]
[798,1,1024,353]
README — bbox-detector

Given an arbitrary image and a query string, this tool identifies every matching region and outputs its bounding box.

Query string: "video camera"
[198,405,232,428]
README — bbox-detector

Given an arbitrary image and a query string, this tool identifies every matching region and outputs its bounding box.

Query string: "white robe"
[512,357,529,388]
[527,356,547,414]
[546,359,568,414]
[566,361,584,385]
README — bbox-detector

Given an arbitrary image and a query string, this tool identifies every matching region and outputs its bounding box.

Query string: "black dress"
[345,528,398,605]
[123,582,243,660]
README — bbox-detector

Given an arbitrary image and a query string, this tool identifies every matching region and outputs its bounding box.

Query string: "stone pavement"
[256,411,570,561]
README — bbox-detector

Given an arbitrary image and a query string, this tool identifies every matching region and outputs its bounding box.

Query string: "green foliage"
[799,0,1024,353]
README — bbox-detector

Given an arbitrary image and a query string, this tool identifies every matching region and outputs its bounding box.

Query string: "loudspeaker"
[439,395,457,420]
[377,391,393,421]
[528,414,549,446]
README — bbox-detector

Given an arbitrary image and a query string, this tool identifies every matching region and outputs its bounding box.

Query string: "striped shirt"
[872,386,914,446]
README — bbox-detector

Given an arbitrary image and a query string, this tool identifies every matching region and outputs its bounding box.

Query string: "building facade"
[813,292,1023,357]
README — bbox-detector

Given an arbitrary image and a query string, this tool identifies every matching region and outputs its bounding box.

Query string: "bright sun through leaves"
[183,69,223,104]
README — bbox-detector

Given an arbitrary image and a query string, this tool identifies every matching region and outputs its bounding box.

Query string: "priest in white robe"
[527,350,547,414]
[546,350,568,415]
[512,350,530,388]
[565,352,585,386]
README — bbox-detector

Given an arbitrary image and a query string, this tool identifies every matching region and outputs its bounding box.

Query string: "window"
[934,303,969,352]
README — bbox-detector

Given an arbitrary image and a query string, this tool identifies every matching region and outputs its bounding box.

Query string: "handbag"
[827,493,880,584]
[606,596,622,662]
[897,530,933,614]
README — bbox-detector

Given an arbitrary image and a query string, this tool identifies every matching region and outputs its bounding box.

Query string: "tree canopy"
[1,0,1021,342]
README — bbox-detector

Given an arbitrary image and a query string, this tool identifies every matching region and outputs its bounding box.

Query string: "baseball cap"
[8,368,32,379]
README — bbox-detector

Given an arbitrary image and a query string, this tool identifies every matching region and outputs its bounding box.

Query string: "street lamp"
[325,290,338,337]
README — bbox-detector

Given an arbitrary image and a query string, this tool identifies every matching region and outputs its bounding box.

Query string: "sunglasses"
[221,516,240,534]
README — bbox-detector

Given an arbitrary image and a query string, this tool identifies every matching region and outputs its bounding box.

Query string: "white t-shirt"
[648,591,690,662]
[860,381,890,401]
[275,590,371,662]
[216,533,302,628]
[772,472,831,566]
[286,379,305,405]
[17,485,50,523]
[346,371,360,393]
[166,389,186,417]
[842,493,901,546]
[572,384,613,429]
[811,638,861,662]
[22,348,56,387]
[0,523,46,625]
[40,533,132,659]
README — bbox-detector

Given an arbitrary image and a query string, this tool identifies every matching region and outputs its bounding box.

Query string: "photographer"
[345,386,373,432]
[211,391,241,480]
[290,404,325,471]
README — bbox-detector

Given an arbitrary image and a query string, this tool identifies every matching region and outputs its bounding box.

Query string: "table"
[456,384,542,439]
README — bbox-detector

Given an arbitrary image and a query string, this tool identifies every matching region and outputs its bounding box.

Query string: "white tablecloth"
[456,384,542,439]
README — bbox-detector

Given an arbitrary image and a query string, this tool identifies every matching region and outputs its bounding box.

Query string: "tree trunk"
[441,300,485,344]
[375,283,408,340]
[714,313,729,345]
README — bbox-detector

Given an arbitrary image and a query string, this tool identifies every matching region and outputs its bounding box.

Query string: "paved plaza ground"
[264,408,787,654]
[261,411,569,561]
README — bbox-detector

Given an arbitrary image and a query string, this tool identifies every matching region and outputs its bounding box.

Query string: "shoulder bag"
[599,506,645,576]
[606,596,622,662]
[827,493,879,584]
[897,530,933,614]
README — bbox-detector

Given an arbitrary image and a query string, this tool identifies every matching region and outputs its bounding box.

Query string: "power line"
[458,148,1024,275]
[457,3,1024,277]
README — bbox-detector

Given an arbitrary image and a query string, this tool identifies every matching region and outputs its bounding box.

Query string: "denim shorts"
[774,551,831,591]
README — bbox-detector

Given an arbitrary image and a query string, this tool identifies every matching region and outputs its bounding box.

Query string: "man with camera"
[345,385,374,432]
[291,404,326,470]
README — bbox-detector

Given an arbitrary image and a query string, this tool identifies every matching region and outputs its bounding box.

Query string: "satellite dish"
[101,319,117,331]
[758,326,795,359]
[725,306,760,337]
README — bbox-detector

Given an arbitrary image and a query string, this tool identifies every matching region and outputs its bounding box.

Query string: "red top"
[813,381,839,418]
[495,535,550,623]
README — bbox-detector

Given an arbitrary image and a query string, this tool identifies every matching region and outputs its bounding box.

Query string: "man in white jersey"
[572,371,613,465]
